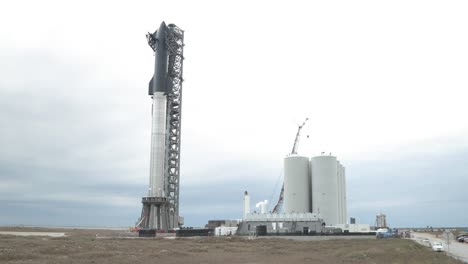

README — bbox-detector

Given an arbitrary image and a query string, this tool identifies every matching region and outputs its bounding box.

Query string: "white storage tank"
[342,166,347,224]
[284,155,311,213]
[337,161,343,224]
[311,155,339,225]
[340,163,347,224]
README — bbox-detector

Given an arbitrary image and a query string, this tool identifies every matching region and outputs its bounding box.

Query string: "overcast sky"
[1,0,467,228]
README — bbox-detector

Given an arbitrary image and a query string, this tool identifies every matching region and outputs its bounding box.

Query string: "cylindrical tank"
[342,166,347,224]
[341,164,347,224]
[284,155,311,213]
[337,161,343,224]
[311,155,338,225]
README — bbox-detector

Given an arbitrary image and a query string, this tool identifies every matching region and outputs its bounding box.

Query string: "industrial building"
[282,154,348,226]
[238,212,323,235]
[238,153,348,235]
[282,153,348,224]
[237,118,350,235]
[283,154,347,226]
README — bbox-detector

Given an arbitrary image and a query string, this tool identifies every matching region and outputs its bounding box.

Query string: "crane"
[271,118,308,213]
[291,118,309,155]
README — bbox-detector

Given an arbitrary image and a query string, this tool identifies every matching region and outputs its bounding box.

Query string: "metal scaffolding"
[164,24,184,228]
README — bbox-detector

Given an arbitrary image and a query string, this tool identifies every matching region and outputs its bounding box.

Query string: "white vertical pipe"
[243,191,250,219]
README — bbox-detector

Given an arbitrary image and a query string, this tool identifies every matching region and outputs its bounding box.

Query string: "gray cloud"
[346,149,468,227]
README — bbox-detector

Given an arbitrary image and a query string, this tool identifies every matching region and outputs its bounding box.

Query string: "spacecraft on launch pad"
[137,22,185,232]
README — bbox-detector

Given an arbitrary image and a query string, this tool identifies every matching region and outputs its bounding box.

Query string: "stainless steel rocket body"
[148,22,169,198]
[139,21,184,232]
[149,92,167,198]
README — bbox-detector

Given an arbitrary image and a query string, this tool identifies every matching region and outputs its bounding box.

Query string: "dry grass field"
[0,227,463,264]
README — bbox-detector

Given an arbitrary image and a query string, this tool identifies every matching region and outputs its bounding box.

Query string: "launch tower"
[138,22,185,231]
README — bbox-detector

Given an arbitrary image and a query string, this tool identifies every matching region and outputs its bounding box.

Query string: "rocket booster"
[148,93,166,197]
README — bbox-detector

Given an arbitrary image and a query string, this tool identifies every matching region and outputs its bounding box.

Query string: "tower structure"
[138,21,185,231]
[375,213,387,228]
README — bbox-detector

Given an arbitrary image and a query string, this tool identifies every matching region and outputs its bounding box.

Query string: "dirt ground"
[0,227,464,264]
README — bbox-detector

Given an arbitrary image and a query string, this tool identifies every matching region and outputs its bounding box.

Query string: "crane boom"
[272,118,308,213]
[291,118,308,155]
